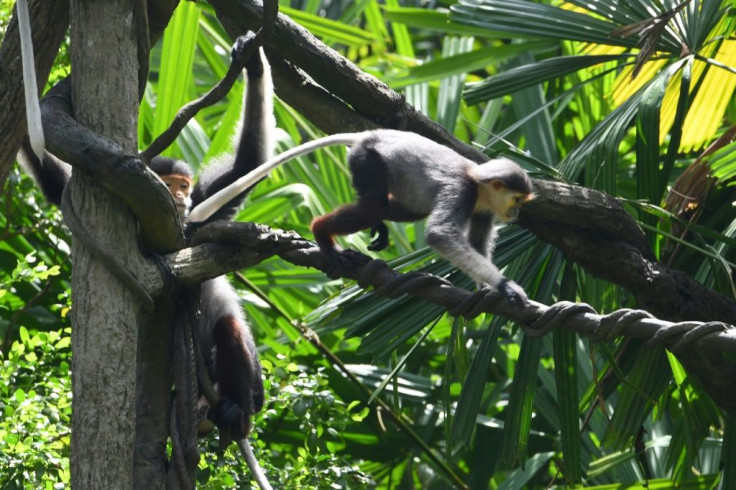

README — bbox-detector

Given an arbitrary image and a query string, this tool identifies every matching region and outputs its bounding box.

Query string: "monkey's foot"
[497,279,529,308]
[367,223,390,251]
[231,32,264,75]
[209,397,249,441]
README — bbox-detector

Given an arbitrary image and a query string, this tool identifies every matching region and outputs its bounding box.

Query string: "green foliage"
[197,359,374,489]
[0,325,72,489]
[0,247,71,489]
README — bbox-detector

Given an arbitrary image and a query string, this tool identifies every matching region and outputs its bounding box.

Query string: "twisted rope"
[275,250,736,353]
[183,222,736,352]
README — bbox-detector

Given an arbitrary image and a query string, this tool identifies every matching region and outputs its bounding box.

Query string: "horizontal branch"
[145,221,736,412]
[157,222,736,351]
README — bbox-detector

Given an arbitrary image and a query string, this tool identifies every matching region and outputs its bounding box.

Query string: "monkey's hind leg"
[366,197,425,252]
[311,203,383,275]
[209,314,263,440]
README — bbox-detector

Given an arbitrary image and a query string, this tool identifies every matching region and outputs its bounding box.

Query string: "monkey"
[151,157,193,218]
[187,129,534,306]
[15,3,273,484]
[147,38,276,442]
[150,154,266,442]
[14,14,273,445]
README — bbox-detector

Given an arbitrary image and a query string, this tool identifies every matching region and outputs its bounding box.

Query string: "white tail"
[17,0,45,161]
[237,438,273,490]
[186,132,366,223]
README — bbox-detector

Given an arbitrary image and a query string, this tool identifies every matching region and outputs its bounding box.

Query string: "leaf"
[153,1,200,160]
[709,140,736,184]
[464,55,626,106]
[452,316,503,445]
[450,0,631,47]
[384,6,505,37]
[501,335,543,466]
[390,41,550,89]
[280,6,375,47]
[609,0,692,78]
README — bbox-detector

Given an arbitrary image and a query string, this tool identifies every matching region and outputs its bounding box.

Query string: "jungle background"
[0,0,735,488]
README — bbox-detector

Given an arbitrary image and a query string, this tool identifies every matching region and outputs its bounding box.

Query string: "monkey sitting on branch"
[187,129,534,307]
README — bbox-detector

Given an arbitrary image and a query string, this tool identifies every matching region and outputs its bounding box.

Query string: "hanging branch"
[140,0,279,162]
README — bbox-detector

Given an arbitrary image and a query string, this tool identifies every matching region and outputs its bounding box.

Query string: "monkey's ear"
[489,179,507,191]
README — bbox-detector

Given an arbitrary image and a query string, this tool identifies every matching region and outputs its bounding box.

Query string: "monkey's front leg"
[427,211,530,308]
[467,213,529,307]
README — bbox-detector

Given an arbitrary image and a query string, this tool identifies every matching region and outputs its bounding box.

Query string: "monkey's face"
[160,174,193,218]
[479,181,531,222]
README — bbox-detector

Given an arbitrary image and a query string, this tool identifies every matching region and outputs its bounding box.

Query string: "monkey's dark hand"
[209,397,248,440]
[231,32,263,76]
[497,278,529,308]
[367,223,389,251]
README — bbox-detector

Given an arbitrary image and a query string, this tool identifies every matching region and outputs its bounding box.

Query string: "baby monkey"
[188,129,534,306]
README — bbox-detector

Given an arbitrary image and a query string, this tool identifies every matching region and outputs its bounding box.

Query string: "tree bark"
[0,0,69,184]
[68,1,146,487]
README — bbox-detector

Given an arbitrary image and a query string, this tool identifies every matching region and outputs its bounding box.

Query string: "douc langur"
[150,154,267,442]
[187,129,534,306]
[15,7,272,484]
[146,38,276,446]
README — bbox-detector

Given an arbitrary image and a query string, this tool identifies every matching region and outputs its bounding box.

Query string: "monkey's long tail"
[17,0,45,161]
[186,132,367,223]
[237,438,273,490]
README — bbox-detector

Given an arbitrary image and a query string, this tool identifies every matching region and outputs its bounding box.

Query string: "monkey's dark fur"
[150,156,194,180]
[18,33,273,441]
[310,130,533,305]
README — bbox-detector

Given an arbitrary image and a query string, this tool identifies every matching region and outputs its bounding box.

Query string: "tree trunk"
[68,1,145,486]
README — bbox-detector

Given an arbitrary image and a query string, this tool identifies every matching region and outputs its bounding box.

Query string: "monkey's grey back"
[350,130,474,214]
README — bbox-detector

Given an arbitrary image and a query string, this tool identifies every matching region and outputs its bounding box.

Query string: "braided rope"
[183,222,736,353]
[276,251,736,353]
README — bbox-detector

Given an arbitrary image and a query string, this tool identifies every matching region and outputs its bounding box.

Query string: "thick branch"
[518,180,736,323]
[157,222,736,332]
[208,0,735,327]
[0,0,69,184]
[210,0,480,162]
[265,55,378,134]
[41,80,185,253]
